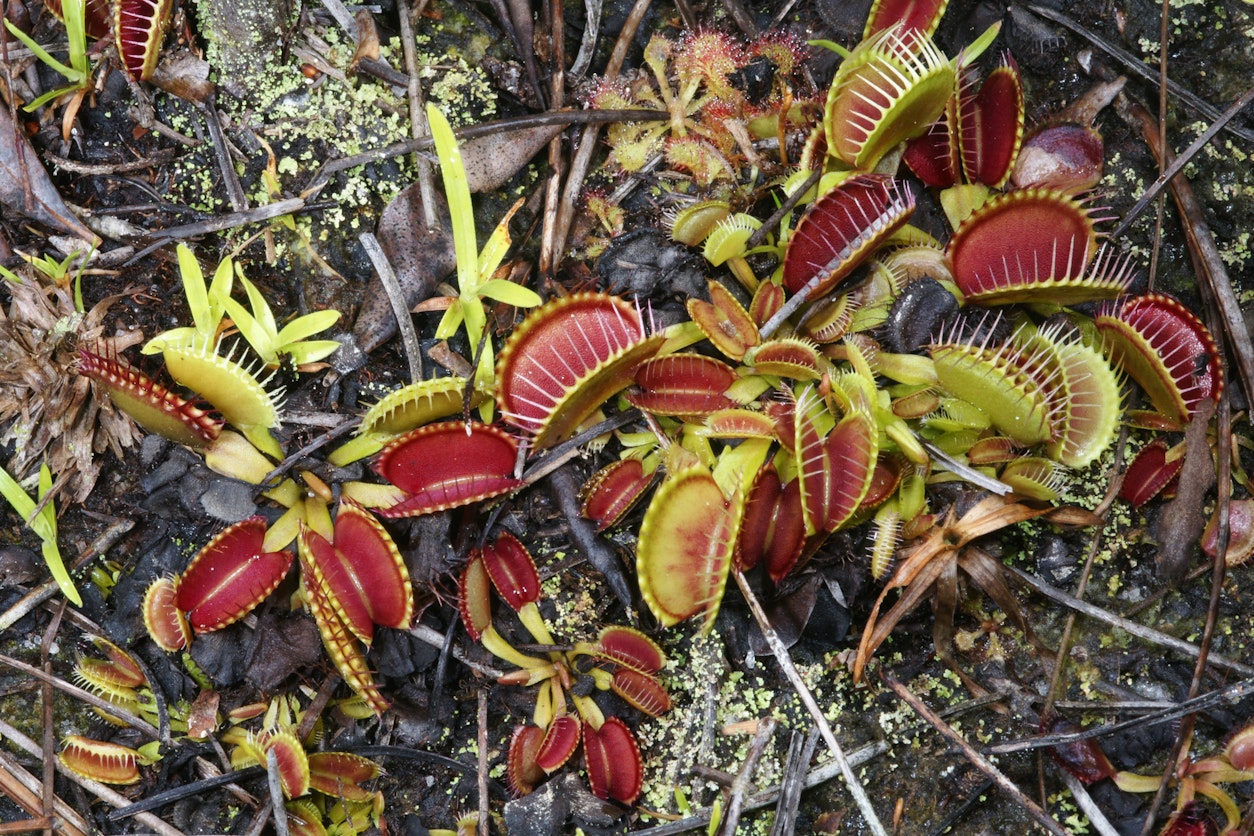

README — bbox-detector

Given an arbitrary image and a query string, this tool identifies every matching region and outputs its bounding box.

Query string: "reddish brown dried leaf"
[1013,123,1105,192]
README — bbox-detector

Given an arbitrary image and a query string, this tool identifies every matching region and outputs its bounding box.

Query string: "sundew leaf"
[0,463,80,605]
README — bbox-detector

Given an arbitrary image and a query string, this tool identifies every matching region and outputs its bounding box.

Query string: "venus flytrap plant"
[142,244,234,355]
[5,0,92,136]
[426,104,541,398]
[0,461,79,605]
[221,273,341,369]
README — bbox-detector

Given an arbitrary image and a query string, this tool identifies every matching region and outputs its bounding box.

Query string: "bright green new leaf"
[428,105,478,296]
[4,0,91,111]
[0,463,80,606]
[223,273,341,367]
[428,105,539,396]
[145,245,234,353]
[277,309,341,345]
[477,279,541,308]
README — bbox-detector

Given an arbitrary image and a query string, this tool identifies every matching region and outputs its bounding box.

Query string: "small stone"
[198,478,257,523]
[503,777,569,836]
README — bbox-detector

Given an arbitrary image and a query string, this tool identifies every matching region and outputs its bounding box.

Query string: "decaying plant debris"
[1,0,1254,832]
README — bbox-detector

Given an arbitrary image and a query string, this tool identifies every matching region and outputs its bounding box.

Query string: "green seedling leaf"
[145,245,233,353]
[428,105,538,395]
[477,279,540,308]
[222,295,274,362]
[222,272,340,367]
[428,104,477,298]
[0,463,80,605]
[3,22,82,83]
[276,309,341,345]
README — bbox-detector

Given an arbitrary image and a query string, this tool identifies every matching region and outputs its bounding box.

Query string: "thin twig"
[477,688,489,836]
[636,694,1002,835]
[318,0,359,41]
[1109,83,1254,240]
[40,601,67,833]
[397,0,438,230]
[1061,764,1122,836]
[108,767,264,820]
[1024,5,1254,145]
[732,570,888,836]
[987,677,1254,756]
[884,676,1071,836]
[43,149,180,174]
[718,718,776,836]
[769,725,820,836]
[266,749,289,836]
[0,717,186,836]
[1007,568,1254,676]
[360,231,423,382]
[196,99,248,213]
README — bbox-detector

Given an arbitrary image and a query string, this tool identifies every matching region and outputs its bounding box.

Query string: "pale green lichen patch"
[165,17,500,281]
